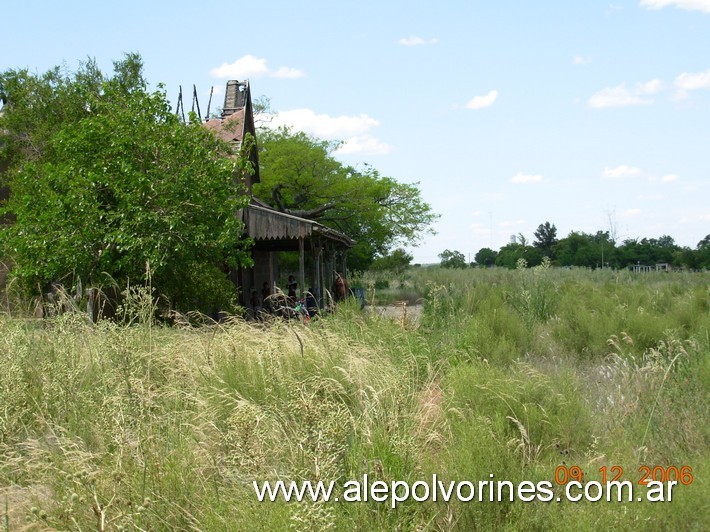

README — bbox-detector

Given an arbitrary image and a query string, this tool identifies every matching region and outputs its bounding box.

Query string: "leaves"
[254,127,438,269]
[0,54,250,311]
[439,249,467,269]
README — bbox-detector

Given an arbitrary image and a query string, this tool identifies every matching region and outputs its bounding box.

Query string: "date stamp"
[554,465,694,486]
[550,465,693,502]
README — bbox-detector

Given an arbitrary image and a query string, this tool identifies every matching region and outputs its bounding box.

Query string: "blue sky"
[2,0,709,263]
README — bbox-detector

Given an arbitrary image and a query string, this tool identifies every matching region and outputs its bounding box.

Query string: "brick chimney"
[222,80,248,117]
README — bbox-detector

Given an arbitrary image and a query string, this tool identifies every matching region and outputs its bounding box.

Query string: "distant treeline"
[441,223,710,270]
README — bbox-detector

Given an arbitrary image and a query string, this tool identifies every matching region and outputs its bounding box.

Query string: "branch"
[282,202,336,219]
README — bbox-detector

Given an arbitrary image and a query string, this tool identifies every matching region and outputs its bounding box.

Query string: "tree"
[495,243,543,269]
[474,247,498,267]
[0,54,252,312]
[370,248,413,273]
[554,231,616,269]
[253,126,438,270]
[616,235,678,267]
[533,221,558,258]
[697,234,710,269]
[439,249,467,269]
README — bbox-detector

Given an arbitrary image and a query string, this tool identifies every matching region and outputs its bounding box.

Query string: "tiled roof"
[204,108,246,146]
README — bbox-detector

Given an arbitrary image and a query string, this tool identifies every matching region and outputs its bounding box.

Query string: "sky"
[2,0,709,263]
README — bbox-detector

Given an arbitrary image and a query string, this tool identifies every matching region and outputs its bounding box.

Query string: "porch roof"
[242,199,354,250]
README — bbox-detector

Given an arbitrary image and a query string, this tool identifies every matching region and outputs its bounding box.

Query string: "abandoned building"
[0,80,353,315]
[204,80,354,311]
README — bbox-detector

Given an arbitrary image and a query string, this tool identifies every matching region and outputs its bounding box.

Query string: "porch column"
[298,237,305,298]
[314,242,322,308]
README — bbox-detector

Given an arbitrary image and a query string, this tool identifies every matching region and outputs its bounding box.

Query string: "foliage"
[253,126,438,270]
[533,221,557,258]
[0,54,251,311]
[482,222,707,270]
[697,234,710,269]
[554,230,614,269]
[474,247,498,267]
[495,243,543,268]
[617,235,679,266]
[438,249,467,269]
[369,247,413,273]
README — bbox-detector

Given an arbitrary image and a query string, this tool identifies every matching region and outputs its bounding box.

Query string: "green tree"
[495,243,543,269]
[553,231,616,269]
[474,247,498,267]
[617,235,678,268]
[0,54,252,311]
[253,126,438,270]
[370,248,413,273]
[673,247,699,270]
[439,249,467,269]
[696,234,710,269]
[533,221,558,258]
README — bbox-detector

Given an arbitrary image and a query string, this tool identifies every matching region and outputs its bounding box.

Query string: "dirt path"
[368,303,424,325]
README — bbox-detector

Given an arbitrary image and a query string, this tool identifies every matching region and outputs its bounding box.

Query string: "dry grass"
[1,268,709,530]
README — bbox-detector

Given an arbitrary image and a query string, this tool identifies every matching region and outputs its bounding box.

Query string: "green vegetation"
[254,127,438,270]
[438,249,467,269]
[2,267,708,530]
[465,221,710,270]
[369,248,413,274]
[0,55,252,312]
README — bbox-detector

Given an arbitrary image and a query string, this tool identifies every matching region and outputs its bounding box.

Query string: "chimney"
[222,80,248,117]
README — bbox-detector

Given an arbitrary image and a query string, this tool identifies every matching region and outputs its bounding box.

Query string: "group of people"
[248,273,349,321]
[249,275,315,321]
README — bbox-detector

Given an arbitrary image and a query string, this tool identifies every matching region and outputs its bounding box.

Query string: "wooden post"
[314,243,322,309]
[298,237,305,299]
[268,251,275,291]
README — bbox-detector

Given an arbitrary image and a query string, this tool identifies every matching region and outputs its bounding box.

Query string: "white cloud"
[270,108,379,138]
[511,172,543,184]
[624,208,642,216]
[603,165,642,178]
[573,55,592,65]
[398,36,438,46]
[271,66,305,79]
[675,69,710,89]
[588,79,663,108]
[268,109,392,156]
[589,85,651,108]
[210,55,304,79]
[661,173,680,182]
[673,69,710,99]
[466,90,498,109]
[637,79,664,94]
[335,135,393,155]
[640,0,710,13]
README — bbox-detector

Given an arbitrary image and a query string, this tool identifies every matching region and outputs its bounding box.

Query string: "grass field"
[1,266,709,530]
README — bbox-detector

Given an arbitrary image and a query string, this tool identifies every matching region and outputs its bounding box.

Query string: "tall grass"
[1,267,709,529]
